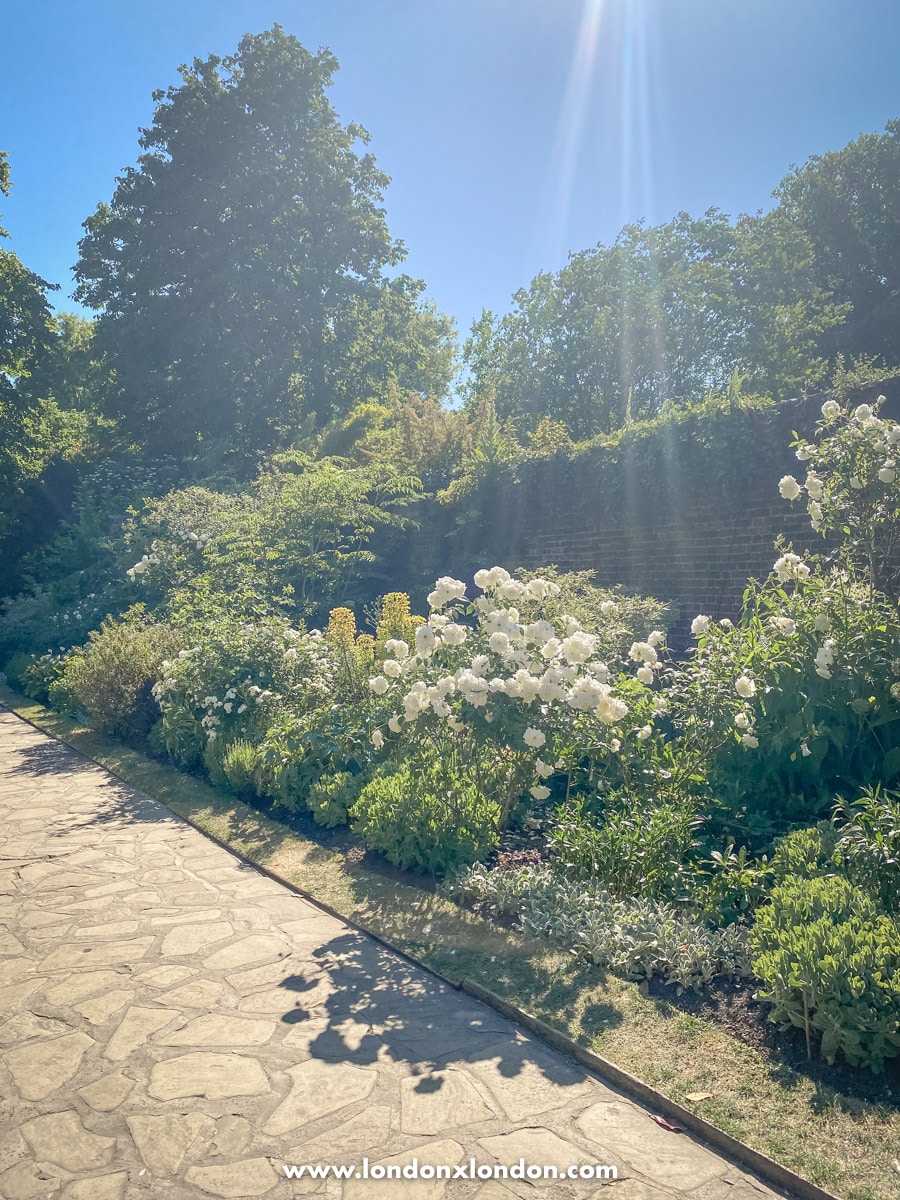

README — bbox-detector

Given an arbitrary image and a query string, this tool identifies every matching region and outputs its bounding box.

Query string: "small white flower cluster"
[732,676,759,747]
[769,616,797,636]
[426,576,467,609]
[171,527,212,549]
[778,472,826,526]
[127,551,159,578]
[814,638,837,680]
[773,553,811,584]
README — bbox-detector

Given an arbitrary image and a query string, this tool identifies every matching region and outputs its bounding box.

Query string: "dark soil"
[648,973,900,1106]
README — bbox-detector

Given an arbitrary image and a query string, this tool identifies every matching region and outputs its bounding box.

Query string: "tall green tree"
[74,27,452,464]
[463,209,844,438]
[0,156,89,597]
[773,119,900,367]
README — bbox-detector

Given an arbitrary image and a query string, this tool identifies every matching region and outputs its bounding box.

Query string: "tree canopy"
[462,209,847,438]
[74,26,454,465]
[774,119,900,367]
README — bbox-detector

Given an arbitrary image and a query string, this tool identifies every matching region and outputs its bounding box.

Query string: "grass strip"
[2,683,898,1200]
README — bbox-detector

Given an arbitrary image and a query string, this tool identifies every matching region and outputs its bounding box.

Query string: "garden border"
[0,689,842,1200]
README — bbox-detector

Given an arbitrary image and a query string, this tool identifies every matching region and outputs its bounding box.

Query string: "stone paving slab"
[0,708,781,1200]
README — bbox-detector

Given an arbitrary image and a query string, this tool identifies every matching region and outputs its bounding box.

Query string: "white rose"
[370,730,384,750]
[691,614,711,636]
[523,727,546,748]
[773,553,810,583]
[535,759,554,778]
[779,475,801,500]
[821,399,841,420]
[415,625,436,657]
[596,694,628,724]
[599,599,618,615]
[385,639,409,659]
[741,733,759,749]
[529,785,551,801]
[735,676,756,699]
[540,637,562,660]
[636,725,652,740]
[489,631,510,655]
[636,666,654,685]
[498,580,526,601]
[561,631,595,664]
[369,676,389,695]
[734,712,751,729]
[805,473,824,500]
[382,659,402,678]
[388,715,402,734]
[441,623,467,646]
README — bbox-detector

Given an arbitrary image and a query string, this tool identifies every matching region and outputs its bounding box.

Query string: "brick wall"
[519,497,819,642]
[435,384,900,646]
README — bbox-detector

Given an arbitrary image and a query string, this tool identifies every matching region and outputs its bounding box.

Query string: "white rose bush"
[357,566,670,848]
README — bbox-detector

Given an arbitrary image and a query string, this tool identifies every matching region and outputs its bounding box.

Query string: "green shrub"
[548,793,701,900]
[694,843,772,926]
[306,770,366,828]
[221,740,260,801]
[750,875,900,1072]
[833,787,900,912]
[351,762,499,874]
[148,709,205,768]
[3,652,35,691]
[203,737,230,790]
[770,823,839,883]
[47,671,83,716]
[19,652,70,704]
[62,612,181,741]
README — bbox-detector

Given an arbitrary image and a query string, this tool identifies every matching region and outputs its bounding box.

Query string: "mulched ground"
[647,973,900,1105]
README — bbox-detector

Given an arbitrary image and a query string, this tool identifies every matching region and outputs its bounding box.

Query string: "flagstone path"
[0,707,781,1200]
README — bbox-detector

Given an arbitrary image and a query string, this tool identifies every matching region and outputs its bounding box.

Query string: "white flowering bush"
[151,616,336,767]
[364,566,667,840]
[673,558,900,842]
[787,395,900,596]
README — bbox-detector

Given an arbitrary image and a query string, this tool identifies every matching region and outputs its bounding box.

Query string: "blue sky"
[3,0,900,338]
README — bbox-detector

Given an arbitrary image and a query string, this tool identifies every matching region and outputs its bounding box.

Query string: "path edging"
[0,694,843,1200]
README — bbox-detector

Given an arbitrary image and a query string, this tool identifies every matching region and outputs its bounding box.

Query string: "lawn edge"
[0,685,841,1200]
